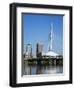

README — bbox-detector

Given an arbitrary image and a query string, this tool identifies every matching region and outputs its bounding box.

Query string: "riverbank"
[23,58,63,66]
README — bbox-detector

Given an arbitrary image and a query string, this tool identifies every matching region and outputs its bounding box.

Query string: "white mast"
[49,23,53,51]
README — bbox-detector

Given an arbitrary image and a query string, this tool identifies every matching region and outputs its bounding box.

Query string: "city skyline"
[22,14,63,56]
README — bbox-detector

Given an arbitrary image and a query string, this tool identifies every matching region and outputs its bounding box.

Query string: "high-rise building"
[25,44,32,59]
[36,42,43,58]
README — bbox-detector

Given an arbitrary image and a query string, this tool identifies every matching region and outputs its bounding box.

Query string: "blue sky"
[22,14,63,55]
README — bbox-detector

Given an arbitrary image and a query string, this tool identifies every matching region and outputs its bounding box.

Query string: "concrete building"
[25,44,32,59]
[36,42,43,58]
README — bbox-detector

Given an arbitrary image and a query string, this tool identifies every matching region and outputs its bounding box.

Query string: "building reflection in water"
[23,63,63,75]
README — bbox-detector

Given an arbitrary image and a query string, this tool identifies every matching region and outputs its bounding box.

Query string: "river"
[22,64,63,75]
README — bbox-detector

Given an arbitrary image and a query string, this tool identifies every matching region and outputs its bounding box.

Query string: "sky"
[22,14,63,56]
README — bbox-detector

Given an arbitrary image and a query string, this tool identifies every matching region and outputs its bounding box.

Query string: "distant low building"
[42,51,59,58]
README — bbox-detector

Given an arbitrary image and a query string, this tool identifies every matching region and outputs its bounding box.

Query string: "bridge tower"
[49,23,53,51]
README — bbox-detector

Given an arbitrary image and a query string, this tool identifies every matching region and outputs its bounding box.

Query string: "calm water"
[22,64,63,75]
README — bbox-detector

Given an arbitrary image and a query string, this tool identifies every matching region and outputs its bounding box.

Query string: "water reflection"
[22,64,63,75]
